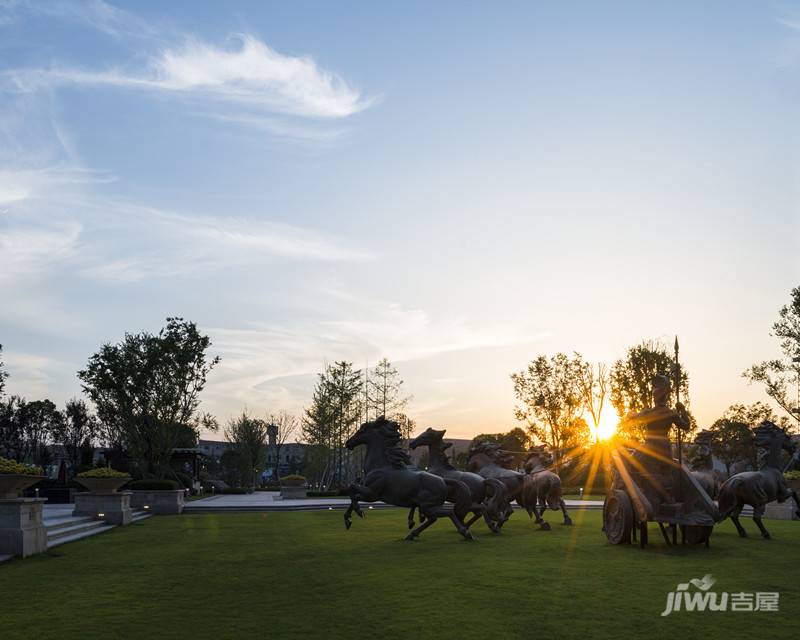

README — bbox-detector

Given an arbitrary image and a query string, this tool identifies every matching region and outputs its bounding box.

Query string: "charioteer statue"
[621,374,690,502]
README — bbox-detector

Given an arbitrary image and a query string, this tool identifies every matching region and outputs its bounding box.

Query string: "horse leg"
[535,499,551,531]
[408,506,417,529]
[344,483,375,530]
[465,510,482,529]
[560,498,573,526]
[752,504,771,540]
[730,503,747,538]
[404,515,437,541]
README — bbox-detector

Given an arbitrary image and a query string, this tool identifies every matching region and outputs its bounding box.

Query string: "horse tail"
[444,478,472,522]
[483,478,507,521]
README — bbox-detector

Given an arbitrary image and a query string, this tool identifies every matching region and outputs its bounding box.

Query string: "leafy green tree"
[470,427,531,467]
[708,402,778,473]
[744,286,800,426]
[78,317,220,477]
[62,398,98,473]
[224,411,269,489]
[302,361,363,487]
[511,353,591,462]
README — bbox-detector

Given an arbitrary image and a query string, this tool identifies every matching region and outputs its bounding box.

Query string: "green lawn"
[1,509,797,639]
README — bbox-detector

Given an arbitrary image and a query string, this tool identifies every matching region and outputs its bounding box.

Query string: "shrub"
[280,474,307,487]
[307,491,340,498]
[221,487,249,494]
[784,471,800,481]
[129,480,180,491]
[0,457,44,476]
[173,471,193,489]
[77,467,130,479]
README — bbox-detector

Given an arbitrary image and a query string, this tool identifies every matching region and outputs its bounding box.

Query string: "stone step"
[47,519,108,543]
[132,511,152,523]
[47,523,117,549]
[0,554,12,563]
[44,515,96,533]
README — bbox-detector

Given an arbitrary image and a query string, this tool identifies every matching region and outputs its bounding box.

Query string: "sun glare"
[588,403,619,442]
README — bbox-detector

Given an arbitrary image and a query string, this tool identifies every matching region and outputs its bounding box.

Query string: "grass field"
[1,509,797,640]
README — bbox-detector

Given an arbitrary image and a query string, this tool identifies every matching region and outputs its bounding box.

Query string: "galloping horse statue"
[688,430,727,499]
[718,421,800,539]
[467,441,550,530]
[409,427,508,532]
[344,416,475,541]
[521,445,572,526]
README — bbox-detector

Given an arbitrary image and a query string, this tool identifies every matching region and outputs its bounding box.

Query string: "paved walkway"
[184,491,606,513]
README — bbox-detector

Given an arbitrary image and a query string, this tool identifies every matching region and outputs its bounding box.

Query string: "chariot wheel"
[604,490,634,544]
[683,524,713,546]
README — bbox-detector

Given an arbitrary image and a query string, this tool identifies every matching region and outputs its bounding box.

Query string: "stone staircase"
[45,510,152,549]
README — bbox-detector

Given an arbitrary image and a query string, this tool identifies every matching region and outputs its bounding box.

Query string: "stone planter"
[0,474,45,500]
[787,478,800,495]
[0,498,48,557]
[279,486,308,499]
[76,477,131,494]
[74,491,132,525]
[764,500,798,520]
[130,489,185,515]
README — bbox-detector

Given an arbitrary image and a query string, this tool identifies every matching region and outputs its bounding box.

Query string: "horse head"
[408,427,446,450]
[753,421,794,453]
[524,445,553,472]
[345,415,402,450]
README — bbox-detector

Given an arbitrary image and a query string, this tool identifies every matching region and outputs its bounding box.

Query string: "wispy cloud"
[5,33,375,120]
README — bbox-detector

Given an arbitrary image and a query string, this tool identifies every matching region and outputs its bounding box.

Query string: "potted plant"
[0,457,45,499]
[279,474,308,499]
[76,467,132,493]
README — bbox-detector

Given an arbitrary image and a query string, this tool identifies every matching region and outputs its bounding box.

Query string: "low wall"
[130,490,185,515]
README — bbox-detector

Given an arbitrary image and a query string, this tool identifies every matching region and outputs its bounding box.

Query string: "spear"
[674,336,682,501]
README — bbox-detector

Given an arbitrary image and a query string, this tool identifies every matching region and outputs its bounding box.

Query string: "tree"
[78,317,220,477]
[707,403,777,473]
[225,411,269,489]
[302,361,363,488]
[267,410,298,482]
[0,396,24,460]
[575,356,609,441]
[0,343,7,398]
[744,286,800,426]
[394,412,416,441]
[470,427,531,468]
[511,353,591,464]
[62,398,98,473]
[610,340,692,441]
[0,398,65,466]
[367,358,410,422]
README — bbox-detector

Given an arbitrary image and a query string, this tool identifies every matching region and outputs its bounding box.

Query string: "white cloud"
[5,34,375,120]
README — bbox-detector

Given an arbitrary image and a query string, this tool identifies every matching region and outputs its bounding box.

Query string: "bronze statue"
[605,363,718,547]
[343,417,475,541]
[688,430,727,499]
[521,445,572,526]
[718,421,800,539]
[408,428,507,532]
[467,441,550,530]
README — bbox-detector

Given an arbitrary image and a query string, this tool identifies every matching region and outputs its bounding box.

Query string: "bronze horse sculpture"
[467,441,550,530]
[409,427,508,532]
[718,421,800,539]
[344,417,475,541]
[688,430,727,500]
[521,445,572,526]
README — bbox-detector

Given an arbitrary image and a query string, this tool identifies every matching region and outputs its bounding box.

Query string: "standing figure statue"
[718,421,800,539]
[409,428,507,532]
[521,445,572,526]
[618,374,690,504]
[343,416,475,541]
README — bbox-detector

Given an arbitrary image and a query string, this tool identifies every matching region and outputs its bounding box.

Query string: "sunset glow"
[588,404,620,442]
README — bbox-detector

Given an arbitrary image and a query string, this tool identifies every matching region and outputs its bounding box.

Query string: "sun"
[587,403,619,442]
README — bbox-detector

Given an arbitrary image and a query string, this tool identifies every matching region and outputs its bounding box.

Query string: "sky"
[0,1,798,440]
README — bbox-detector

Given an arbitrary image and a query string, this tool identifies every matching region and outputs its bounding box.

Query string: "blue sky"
[1,1,798,438]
